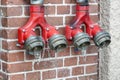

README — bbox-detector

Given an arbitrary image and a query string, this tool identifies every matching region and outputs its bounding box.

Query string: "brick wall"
[0,0,99,80]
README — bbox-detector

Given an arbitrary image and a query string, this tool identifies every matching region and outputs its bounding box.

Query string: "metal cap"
[48,34,67,52]
[93,31,111,48]
[30,0,44,5]
[25,36,44,55]
[73,32,90,50]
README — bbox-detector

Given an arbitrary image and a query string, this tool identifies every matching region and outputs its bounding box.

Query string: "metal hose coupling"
[93,31,111,48]
[48,34,67,52]
[73,32,90,50]
[30,0,44,5]
[76,0,88,6]
[25,36,44,56]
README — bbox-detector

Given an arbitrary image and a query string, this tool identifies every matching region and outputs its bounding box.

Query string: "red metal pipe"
[18,5,59,48]
[65,4,102,40]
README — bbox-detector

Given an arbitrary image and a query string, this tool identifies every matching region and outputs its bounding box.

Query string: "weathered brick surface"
[9,74,24,80]
[86,65,98,74]
[34,59,63,70]
[0,0,99,80]
[2,62,32,73]
[66,77,77,80]
[1,0,30,5]
[2,7,22,17]
[1,52,24,62]
[42,70,56,80]
[72,66,84,76]
[57,68,70,78]
[64,57,77,66]
[57,6,70,14]
[79,75,97,80]
[79,55,98,64]
[26,72,40,80]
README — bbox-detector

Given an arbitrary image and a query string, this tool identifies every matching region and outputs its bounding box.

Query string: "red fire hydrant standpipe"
[18,0,67,59]
[65,0,111,50]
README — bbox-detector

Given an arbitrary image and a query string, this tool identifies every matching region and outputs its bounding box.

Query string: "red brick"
[0,73,8,80]
[58,68,70,78]
[26,72,40,80]
[2,62,32,73]
[2,7,22,17]
[72,67,84,76]
[57,6,70,14]
[65,0,76,4]
[57,47,70,57]
[24,6,55,16]
[0,30,2,37]
[1,0,30,5]
[79,55,98,64]
[90,15,99,23]
[2,62,8,73]
[85,75,97,80]
[0,61,1,70]
[66,77,77,80]
[25,53,34,60]
[45,6,55,15]
[58,27,66,35]
[9,74,24,80]
[42,49,55,58]
[1,52,24,62]
[87,45,98,54]
[79,76,86,80]
[2,40,22,50]
[64,57,77,66]
[86,65,97,74]
[89,5,99,13]
[42,70,56,80]
[65,16,74,24]
[44,0,62,4]
[2,18,28,27]
[2,29,18,39]
[24,6,30,16]
[72,5,76,14]
[8,52,24,62]
[34,59,63,70]
[0,52,7,62]
[71,47,81,55]
[46,17,63,26]
[79,75,98,80]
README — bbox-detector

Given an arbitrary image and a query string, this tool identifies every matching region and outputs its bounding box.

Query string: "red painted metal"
[65,4,102,41]
[18,5,59,48]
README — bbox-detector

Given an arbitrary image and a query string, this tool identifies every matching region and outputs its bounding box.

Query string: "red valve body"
[65,4,102,41]
[18,5,58,48]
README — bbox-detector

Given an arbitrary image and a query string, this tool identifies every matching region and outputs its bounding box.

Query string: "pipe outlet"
[73,32,90,50]
[48,34,67,52]
[25,36,44,57]
[30,0,44,5]
[76,0,88,6]
[93,31,111,48]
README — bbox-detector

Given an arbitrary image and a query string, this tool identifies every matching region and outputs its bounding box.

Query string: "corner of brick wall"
[0,0,99,80]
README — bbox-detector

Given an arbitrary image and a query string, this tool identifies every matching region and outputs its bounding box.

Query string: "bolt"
[22,29,26,32]
[22,40,25,43]
[56,27,59,30]
[46,28,49,31]
[32,29,35,32]
[70,27,73,29]
[70,37,72,40]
